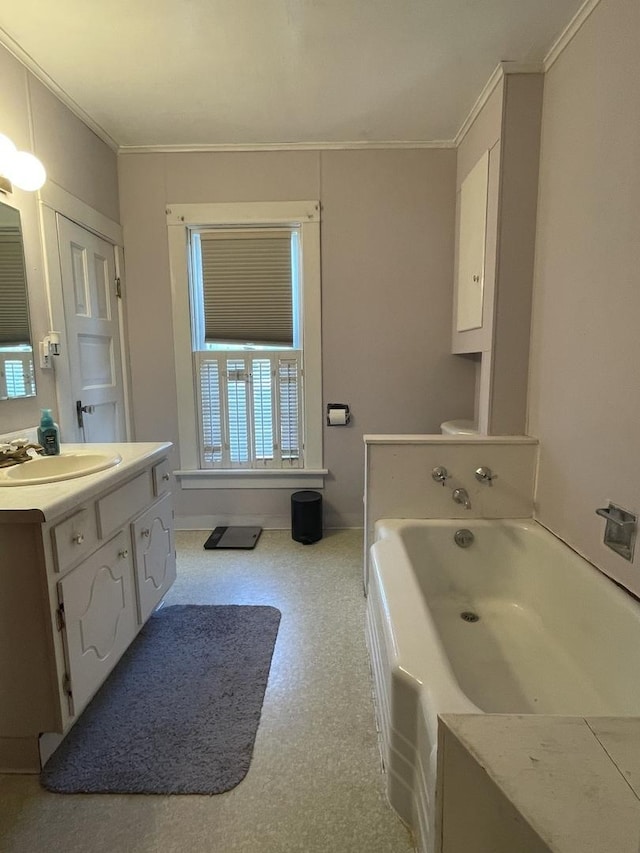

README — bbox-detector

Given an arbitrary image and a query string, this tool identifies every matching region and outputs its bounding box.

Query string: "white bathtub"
[366,518,640,853]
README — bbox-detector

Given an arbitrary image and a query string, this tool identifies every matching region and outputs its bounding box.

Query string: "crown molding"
[544,0,602,71]
[118,139,456,154]
[0,25,118,152]
[1,0,601,158]
[453,64,504,148]
[452,61,543,148]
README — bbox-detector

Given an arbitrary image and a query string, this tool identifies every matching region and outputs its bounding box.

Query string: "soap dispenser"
[37,408,61,456]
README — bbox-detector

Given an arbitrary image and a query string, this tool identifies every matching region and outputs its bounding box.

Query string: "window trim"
[167,201,323,488]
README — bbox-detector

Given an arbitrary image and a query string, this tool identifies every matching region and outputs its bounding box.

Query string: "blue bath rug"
[40,604,281,794]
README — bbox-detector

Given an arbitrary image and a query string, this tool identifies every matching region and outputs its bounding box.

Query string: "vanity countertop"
[0,442,172,522]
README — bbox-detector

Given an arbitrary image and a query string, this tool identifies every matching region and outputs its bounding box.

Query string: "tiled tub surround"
[0,442,175,772]
[367,517,640,853]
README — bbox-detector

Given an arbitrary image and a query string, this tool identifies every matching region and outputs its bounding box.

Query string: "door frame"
[39,183,132,442]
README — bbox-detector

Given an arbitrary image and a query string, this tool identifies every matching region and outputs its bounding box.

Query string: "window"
[0,348,35,399]
[167,202,324,489]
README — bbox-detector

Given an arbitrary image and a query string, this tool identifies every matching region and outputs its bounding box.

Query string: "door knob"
[76,400,96,428]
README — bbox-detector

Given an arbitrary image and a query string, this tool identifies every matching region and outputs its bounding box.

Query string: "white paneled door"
[57,215,126,442]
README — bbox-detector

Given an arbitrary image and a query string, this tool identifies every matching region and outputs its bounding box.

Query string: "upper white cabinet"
[451,70,544,436]
[455,150,489,333]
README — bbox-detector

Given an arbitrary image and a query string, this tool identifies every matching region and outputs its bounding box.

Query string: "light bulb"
[8,151,46,191]
[0,133,17,176]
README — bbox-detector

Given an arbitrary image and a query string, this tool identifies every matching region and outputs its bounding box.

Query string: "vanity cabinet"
[0,443,175,772]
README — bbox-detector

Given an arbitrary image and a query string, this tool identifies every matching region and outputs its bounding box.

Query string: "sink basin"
[0,452,122,486]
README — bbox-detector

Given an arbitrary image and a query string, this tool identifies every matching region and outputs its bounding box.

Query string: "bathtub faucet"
[452,487,471,510]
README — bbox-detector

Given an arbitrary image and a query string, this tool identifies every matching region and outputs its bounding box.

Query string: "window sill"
[174,468,328,490]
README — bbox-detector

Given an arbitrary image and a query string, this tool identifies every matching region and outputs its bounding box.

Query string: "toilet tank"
[440,419,478,435]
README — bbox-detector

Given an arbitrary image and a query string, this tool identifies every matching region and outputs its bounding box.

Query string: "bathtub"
[366,518,640,853]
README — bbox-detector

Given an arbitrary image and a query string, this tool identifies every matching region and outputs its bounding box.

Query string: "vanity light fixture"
[0,133,46,194]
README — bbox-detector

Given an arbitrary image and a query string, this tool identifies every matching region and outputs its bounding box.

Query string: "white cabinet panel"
[132,495,176,624]
[152,458,171,497]
[58,530,137,716]
[52,506,98,573]
[455,150,489,333]
[96,470,153,538]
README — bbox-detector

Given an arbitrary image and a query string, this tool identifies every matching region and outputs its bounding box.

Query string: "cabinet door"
[132,494,176,624]
[58,530,137,717]
[456,150,489,332]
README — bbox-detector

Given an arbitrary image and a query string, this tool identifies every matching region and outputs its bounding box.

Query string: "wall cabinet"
[0,446,175,772]
[454,149,489,333]
[451,71,544,435]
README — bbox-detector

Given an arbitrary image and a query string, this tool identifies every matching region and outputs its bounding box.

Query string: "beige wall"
[528,0,640,593]
[118,148,476,527]
[0,43,119,436]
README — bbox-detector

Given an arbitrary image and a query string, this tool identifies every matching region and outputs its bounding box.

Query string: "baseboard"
[175,514,290,530]
[175,513,364,531]
[0,736,41,773]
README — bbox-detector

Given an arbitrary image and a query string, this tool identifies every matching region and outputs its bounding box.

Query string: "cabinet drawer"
[52,508,98,573]
[152,458,171,497]
[96,472,154,539]
[132,494,176,624]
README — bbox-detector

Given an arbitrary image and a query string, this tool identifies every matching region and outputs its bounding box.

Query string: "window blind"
[199,230,293,346]
[196,350,302,469]
[0,232,30,345]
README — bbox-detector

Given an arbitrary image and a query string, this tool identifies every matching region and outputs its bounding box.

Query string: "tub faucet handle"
[431,466,449,486]
[475,466,496,486]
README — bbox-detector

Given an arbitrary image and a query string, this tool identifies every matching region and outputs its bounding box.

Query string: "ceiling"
[0,0,585,150]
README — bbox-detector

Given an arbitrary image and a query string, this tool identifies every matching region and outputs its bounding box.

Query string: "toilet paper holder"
[327,403,351,426]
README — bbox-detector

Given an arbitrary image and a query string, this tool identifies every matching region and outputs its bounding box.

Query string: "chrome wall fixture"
[596,503,637,562]
[431,466,450,486]
[452,487,471,510]
[475,466,496,486]
[0,133,46,194]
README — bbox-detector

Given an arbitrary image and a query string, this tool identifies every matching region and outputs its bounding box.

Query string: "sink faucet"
[452,487,471,510]
[0,439,46,468]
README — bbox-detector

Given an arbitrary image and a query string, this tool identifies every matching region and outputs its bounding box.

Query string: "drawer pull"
[72,533,85,545]
[162,473,170,481]
[118,549,129,559]
[141,528,151,538]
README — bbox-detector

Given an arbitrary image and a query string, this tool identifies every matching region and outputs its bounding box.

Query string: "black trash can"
[291,490,323,544]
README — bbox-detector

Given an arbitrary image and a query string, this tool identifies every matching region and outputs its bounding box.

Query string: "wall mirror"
[0,199,36,400]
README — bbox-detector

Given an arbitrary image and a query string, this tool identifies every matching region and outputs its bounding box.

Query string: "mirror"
[0,200,36,400]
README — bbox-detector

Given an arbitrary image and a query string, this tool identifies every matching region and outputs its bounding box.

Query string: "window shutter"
[225,357,250,464]
[278,357,301,463]
[0,233,30,345]
[199,230,293,346]
[198,357,224,466]
[196,350,302,469]
[251,358,274,462]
